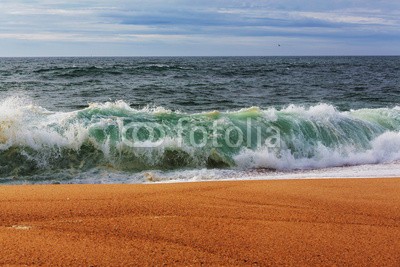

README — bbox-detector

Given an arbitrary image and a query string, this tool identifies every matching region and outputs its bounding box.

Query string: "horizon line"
[1,54,400,58]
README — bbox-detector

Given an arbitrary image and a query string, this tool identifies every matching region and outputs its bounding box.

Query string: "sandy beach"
[1,178,400,266]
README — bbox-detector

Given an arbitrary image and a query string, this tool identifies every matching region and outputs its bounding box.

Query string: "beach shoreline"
[1,178,400,266]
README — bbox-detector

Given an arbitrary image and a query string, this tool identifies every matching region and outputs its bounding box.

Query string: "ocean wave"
[32,64,194,78]
[1,96,400,181]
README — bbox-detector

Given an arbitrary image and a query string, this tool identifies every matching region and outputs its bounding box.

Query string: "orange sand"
[1,178,400,266]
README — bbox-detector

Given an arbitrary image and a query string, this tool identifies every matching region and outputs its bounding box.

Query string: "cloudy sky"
[0,0,399,56]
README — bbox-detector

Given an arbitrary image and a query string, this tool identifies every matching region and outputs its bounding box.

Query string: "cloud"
[0,0,399,55]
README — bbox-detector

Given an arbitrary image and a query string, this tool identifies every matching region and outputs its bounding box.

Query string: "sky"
[0,0,400,56]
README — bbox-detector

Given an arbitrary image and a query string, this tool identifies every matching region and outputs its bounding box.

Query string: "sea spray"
[1,97,400,182]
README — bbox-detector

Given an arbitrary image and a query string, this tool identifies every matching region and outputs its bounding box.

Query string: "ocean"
[1,56,400,184]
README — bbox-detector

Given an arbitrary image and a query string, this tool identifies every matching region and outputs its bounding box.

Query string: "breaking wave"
[1,96,400,182]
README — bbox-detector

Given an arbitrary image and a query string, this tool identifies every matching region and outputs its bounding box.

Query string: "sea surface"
[1,56,400,184]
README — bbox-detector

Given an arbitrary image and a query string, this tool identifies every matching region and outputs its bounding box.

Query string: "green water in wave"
[1,102,400,181]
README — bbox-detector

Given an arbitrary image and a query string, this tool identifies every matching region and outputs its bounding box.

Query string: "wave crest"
[1,97,400,181]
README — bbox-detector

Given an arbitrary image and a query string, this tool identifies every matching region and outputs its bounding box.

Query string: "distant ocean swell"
[32,64,195,78]
[1,96,400,182]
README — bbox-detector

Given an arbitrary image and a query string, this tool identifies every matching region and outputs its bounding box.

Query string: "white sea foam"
[234,130,400,171]
[1,97,400,184]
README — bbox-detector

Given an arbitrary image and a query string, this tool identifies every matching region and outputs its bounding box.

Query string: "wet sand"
[1,178,400,266]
